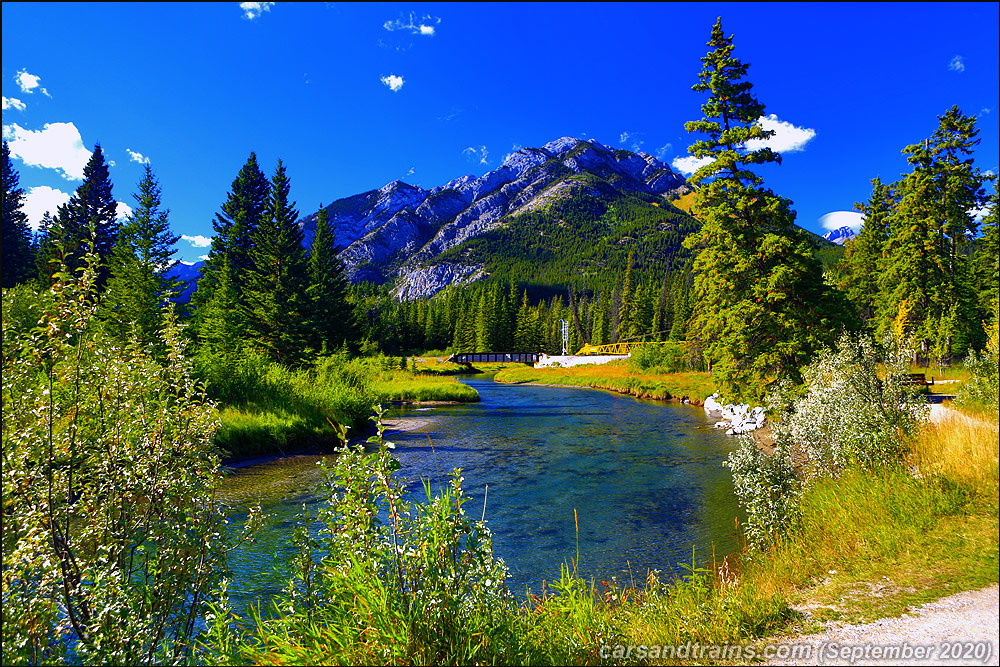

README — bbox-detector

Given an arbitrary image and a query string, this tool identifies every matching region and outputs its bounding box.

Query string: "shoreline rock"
[704,392,767,435]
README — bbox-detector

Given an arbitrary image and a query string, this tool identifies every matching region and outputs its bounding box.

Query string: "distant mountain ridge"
[297,136,691,298]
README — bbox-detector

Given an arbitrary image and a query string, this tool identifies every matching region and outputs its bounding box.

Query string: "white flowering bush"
[725,437,801,549]
[775,332,928,477]
[726,332,928,549]
[954,349,999,417]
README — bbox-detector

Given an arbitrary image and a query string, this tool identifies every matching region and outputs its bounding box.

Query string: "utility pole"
[559,318,569,355]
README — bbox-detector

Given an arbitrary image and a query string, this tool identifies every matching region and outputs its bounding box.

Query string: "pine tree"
[244,160,309,363]
[198,258,242,358]
[102,164,181,344]
[513,291,533,352]
[974,181,999,311]
[2,140,35,287]
[306,206,354,353]
[839,178,894,324]
[192,152,270,313]
[877,106,990,357]
[37,144,118,285]
[681,18,848,400]
[617,250,644,341]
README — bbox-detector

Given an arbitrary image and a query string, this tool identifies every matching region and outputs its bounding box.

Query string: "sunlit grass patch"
[494,362,716,403]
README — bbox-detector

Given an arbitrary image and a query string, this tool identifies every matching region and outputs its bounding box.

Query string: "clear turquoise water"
[219,376,742,612]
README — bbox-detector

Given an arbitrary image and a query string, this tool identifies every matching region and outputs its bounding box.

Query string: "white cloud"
[182,234,213,248]
[126,148,150,164]
[2,122,91,180]
[671,155,714,176]
[198,254,210,261]
[384,13,440,35]
[2,96,26,112]
[240,2,274,20]
[746,114,816,153]
[23,185,71,231]
[501,143,523,163]
[948,55,965,73]
[655,143,673,160]
[463,145,489,165]
[15,69,49,96]
[970,203,993,223]
[380,74,405,92]
[620,130,645,153]
[403,166,415,179]
[819,211,865,232]
[116,202,133,221]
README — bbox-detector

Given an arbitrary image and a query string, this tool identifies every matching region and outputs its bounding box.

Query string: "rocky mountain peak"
[299,136,691,298]
[822,226,858,245]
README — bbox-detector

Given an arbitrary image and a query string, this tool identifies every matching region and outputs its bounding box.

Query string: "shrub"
[628,341,689,373]
[773,332,927,477]
[953,350,999,420]
[726,438,802,549]
[220,407,518,664]
[727,332,928,549]
[2,254,238,665]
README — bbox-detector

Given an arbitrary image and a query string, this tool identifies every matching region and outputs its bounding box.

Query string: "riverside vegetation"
[3,15,998,666]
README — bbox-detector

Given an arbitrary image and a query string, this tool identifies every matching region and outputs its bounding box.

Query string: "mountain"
[822,226,857,245]
[167,260,204,303]
[297,137,693,299]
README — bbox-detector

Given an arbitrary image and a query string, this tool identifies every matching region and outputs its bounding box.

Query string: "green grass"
[493,360,716,404]
[199,352,479,459]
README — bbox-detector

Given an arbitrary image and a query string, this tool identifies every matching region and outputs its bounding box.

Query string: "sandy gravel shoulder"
[762,584,999,665]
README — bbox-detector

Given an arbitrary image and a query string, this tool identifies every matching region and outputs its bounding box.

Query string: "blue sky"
[3,2,998,264]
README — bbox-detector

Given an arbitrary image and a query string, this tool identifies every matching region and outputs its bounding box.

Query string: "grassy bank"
[493,359,716,404]
[199,352,479,459]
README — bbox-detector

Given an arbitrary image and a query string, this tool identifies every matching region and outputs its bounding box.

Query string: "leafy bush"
[628,341,689,373]
[773,333,927,477]
[214,407,518,664]
[954,349,999,420]
[727,333,928,548]
[726,438,802,549]
[2,255,237,665]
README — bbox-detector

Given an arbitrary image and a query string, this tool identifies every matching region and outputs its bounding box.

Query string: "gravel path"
[927,404,996,430]
[763,585,999,665]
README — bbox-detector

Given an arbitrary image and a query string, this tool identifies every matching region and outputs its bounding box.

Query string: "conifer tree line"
[3,142,355,364]
[346,261,699,360]
[191,153,355,363]
[836,107,997,361]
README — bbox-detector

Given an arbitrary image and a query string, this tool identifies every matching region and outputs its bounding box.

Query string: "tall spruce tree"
[36,144,118,285]
[2,140,35,287]
[974,181,999,311]
[306,206,355,353]
[877,106,990,357]
[244,160,309,362]
[192,152,270,312]
[838,177,895,324]
[102,164,181,344]
[681,18,849,400]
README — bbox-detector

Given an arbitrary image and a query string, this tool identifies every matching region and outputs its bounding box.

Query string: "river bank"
[492,362,715,406]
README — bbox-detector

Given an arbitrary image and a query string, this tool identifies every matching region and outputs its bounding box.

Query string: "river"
[219,375,742,613]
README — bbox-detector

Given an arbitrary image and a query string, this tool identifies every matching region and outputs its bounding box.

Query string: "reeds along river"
[218,375,744,613]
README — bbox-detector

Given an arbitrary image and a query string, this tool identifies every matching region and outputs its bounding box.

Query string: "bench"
[903,373,934,386]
